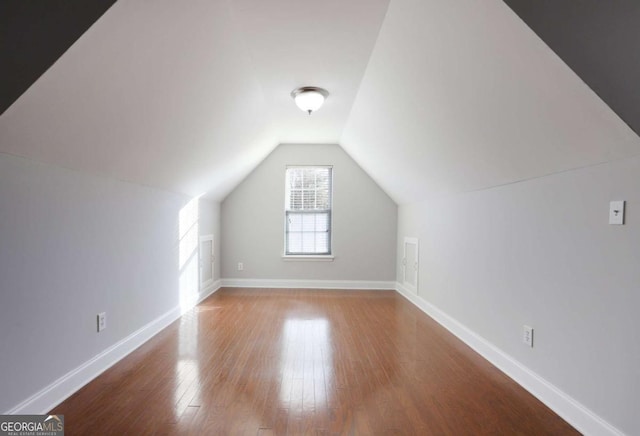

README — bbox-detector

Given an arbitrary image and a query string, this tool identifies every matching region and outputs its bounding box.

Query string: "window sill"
[282,255,335,262]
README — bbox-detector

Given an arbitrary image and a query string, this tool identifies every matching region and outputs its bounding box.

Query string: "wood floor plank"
[51,288,579,435]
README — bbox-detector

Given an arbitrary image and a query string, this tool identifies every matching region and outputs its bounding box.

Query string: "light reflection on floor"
[279,318,332,409]
[174,310,201,419]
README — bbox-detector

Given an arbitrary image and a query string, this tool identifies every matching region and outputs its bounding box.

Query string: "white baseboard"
[394,282,624,436]
[5,280,222,415]
[221,278,395,290]
[196,279,221,305]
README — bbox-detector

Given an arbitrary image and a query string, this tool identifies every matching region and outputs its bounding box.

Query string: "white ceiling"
[230,0,389,144]
[342,0,640,204]
[0,0,389,200]
[1,0,639,204]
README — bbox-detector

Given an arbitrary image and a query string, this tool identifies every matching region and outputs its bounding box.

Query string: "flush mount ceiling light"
[291,86,329,115]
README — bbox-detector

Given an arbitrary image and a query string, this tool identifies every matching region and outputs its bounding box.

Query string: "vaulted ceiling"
[1,0,639,204]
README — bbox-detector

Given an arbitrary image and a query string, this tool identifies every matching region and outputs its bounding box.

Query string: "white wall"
[221,144,397,282]
[397,155,640,435]
[0,152,220,413]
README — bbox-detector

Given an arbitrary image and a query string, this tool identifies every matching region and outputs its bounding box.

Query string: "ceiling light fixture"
[291,86,329,115]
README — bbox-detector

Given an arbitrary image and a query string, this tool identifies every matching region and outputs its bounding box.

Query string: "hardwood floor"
[52,288,578,435]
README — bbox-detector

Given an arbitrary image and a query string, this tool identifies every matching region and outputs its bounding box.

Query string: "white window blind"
[285,166,332,255]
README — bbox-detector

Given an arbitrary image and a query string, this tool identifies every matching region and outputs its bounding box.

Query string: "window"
[284,166,332,255]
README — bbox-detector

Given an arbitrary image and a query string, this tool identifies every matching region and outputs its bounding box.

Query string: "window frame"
[282,165,334,260]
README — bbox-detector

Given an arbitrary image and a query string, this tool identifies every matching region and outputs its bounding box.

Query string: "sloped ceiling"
[341,0,640,204]
[0,0,389,200]
[230,0,389,144]
[1,0,639,204]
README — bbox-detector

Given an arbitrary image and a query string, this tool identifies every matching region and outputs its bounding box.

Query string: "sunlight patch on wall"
[179,196,200,313]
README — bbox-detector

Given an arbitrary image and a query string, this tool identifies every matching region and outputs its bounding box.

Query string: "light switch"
[609,201,625,225]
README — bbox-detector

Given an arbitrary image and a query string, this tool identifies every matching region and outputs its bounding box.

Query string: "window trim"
[281,255,335,262]
[283,165,334,258]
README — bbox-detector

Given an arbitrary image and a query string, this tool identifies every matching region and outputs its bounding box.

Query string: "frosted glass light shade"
[295,91,324,113]
[291,87,329,115]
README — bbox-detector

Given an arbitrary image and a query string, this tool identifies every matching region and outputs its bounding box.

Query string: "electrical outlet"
[523,325,533,348]
[237,262,244,271]
[97,312,107,332]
